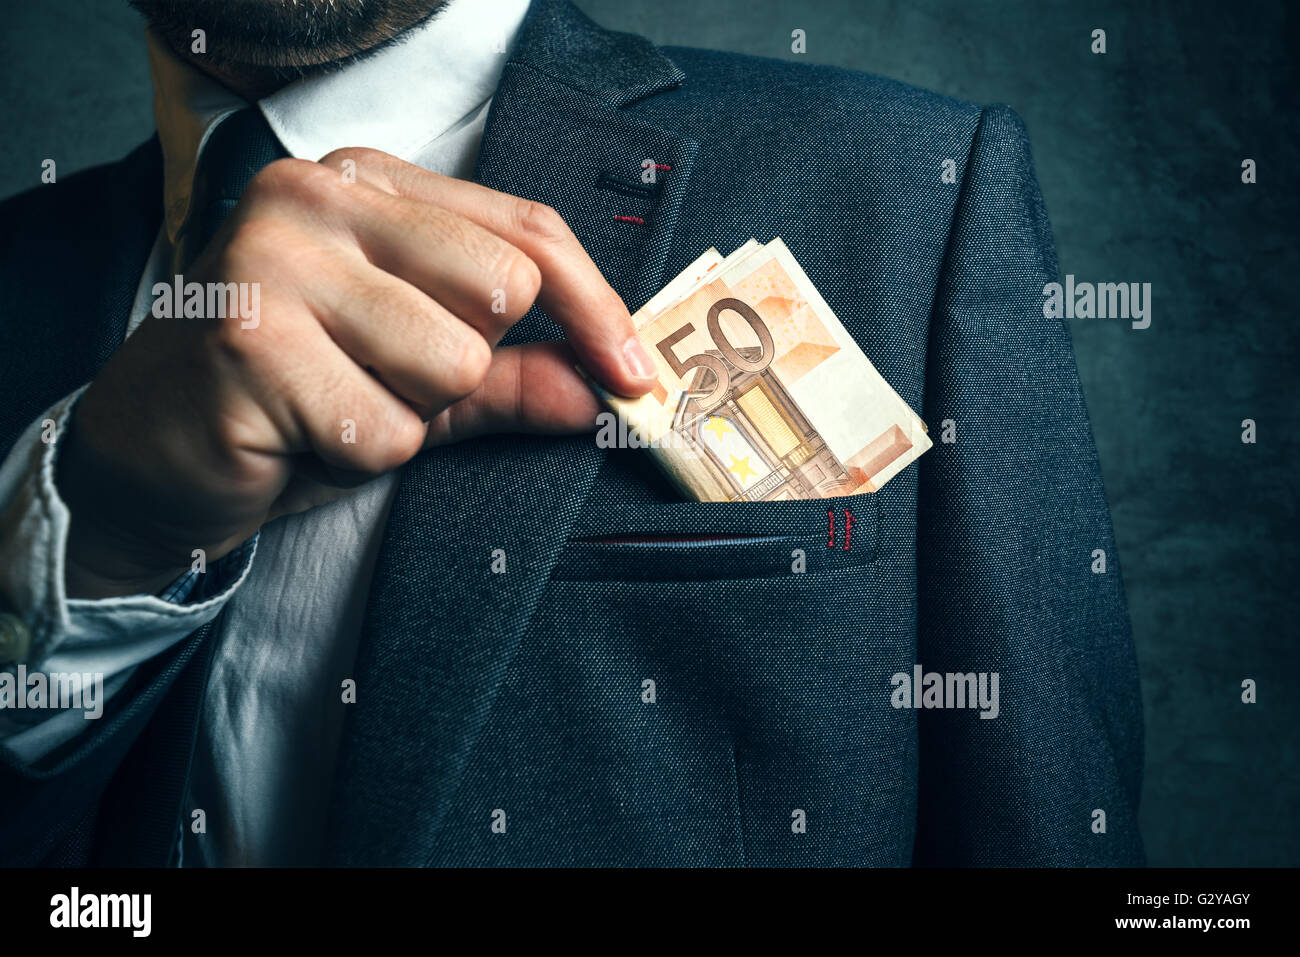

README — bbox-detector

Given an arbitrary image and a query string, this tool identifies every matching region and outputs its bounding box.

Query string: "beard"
[129,0,447,80]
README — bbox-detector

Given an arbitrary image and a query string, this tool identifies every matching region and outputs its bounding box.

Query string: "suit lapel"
[327,0,697,864]
[0,136,161,454]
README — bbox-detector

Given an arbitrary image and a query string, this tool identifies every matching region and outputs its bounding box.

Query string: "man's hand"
[56,147,658,598]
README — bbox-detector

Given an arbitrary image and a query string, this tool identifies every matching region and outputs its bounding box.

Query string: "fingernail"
[623,336,656,380]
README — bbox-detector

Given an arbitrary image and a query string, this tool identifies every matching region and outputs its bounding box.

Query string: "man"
[0,0,1144,866]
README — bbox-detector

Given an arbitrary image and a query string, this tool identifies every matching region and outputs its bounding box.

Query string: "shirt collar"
[146,0,531,243]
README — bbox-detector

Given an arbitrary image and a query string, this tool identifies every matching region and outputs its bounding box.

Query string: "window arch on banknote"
[676,347,857,502]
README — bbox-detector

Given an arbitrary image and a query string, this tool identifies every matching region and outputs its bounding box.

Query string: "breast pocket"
[551,490,880,582]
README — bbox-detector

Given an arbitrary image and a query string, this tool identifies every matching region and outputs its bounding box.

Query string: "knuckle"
[246,157,336,205]
[514,199,569,244]
[317,146,380,169]
[246,157,315,193]
[329,402,417,475]
[207,298,277,370]
[444,332,492,399]
[210,312,252,357]
[341,413,422,474]
[207,407,250,453]
[495,250,541,319]
[383,414,427,465]
[319,147,406,195]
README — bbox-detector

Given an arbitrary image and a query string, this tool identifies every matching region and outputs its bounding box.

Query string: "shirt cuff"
[0,391,257,759]
[157,536,259,605]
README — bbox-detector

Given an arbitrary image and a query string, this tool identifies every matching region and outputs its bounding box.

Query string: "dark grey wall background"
[1,0,1296,866]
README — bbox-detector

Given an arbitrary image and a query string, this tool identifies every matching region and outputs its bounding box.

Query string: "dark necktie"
[175,106,287,271]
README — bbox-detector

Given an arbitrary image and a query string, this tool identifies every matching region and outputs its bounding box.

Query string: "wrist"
[62,528,189,599]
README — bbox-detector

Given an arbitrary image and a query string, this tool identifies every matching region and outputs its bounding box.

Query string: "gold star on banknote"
[703,416,732,440]
[727,455,757,483]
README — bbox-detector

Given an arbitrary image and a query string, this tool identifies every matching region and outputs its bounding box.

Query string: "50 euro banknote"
[585,238,931,502]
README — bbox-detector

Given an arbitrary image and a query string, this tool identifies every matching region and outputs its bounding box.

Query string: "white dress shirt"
[0,0,531,865]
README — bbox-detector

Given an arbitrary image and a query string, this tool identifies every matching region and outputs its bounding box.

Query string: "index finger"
[319,148,658,398]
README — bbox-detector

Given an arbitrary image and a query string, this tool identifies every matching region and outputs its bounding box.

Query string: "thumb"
[425,341,606,446]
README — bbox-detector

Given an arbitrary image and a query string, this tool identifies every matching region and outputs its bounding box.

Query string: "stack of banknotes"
[588,238,931,502]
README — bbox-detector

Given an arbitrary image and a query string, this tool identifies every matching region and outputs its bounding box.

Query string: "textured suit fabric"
[0,0,1142,866]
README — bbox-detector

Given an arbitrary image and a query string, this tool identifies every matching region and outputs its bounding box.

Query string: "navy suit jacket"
[0,0,1143,866]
